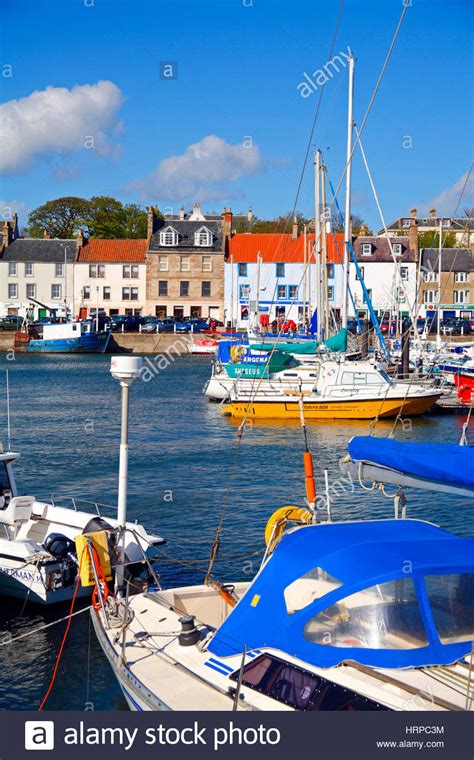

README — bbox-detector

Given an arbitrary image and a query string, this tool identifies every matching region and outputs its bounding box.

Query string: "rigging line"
[329,2,410,211]
[0,605,91,648]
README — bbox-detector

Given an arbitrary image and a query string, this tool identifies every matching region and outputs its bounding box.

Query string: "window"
[304,578,428,650]
[288,285,298,300]
[201,281,211,297]
[425,573,474,645]
[424,289,439,304]
[159,227,178,246]
[180,256,190,271]
[51,284,61,300]
[122,265,139,279]
[8,284,17,299]
[89,264,105,278]
[328,286,334,300]
[240,283,250,299]
[194,227,213,247]
[363,288,373,304]
[103,287,110,300]
[392,244,402,256]
[131,265,139,278]
[180,281,189,297]
[400,266,409,281]
[340,371,385,386]
[25,262,33,276]
[202,255,212,272]
[238,263,247,277]
[402,219,411,228]
[356,266,364,281]
[276,263,285,277]
[155,305,167,318]
[8,262,17,276]
[327,264,334,279]
[361,244,372,256]
[284,567,342,615]
[122,287,139,301]
[454,290,470,304]
[26,283,36,299]
[423,271,437,283]
[55,263,64,277]
[454,272,468,283]
[230,654,386,711]
[158,255,168,272]
[83,286,91,300]
[158,280,168,296]
[277,285,287,300]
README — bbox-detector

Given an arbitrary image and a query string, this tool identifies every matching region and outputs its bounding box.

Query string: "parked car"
[175,318,209,333]
[110,315,145,332]
[140,316,161,333]
[0,315,23,331]
[155,318,177,333]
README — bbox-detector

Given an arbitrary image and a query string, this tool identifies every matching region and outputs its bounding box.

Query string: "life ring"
[230,344,244,363]
[264,506,312,548]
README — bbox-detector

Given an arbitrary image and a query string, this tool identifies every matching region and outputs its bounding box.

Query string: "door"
[173,306,184,318]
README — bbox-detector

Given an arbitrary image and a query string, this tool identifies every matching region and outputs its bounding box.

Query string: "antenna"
[6,370,11,452]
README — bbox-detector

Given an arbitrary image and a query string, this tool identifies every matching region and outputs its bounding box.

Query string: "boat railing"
[49,493,118,518]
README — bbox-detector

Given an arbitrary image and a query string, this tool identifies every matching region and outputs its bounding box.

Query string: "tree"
[27,197,90,238]
[330,211,368,234]
[418,231,456,249]
[84,196,127,238]
[122,204,148,238]
[251,211,309,233]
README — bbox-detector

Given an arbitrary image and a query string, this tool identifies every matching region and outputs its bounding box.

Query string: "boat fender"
[264,506,312,548]
[178,615,201,646]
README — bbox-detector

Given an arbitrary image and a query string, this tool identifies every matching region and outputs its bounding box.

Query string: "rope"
[0,606,91,648]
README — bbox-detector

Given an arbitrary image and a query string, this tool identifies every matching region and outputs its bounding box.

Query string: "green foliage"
[418,231,456,249]
[27,197,90,238]
[27,196,149,239]
[251,212,309,233]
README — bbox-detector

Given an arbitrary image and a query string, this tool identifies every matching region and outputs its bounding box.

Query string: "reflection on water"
[0,353,472,710]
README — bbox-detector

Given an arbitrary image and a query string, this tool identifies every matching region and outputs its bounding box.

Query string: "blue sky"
[0,0,472,231]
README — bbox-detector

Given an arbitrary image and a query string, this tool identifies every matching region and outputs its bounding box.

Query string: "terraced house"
[145,203,235,320]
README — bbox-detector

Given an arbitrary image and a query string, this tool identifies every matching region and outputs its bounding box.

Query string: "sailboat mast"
[255,252,262,332]
[303,224,307,325]
[342,54,355,329]
[321,162,329,337]
[314,149,321,340]
[437,219,442,345]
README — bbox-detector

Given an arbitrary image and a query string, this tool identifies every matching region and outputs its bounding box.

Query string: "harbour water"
[0,354,472,711]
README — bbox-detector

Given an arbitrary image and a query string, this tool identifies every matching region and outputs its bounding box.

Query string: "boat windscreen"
[425,573,474,645]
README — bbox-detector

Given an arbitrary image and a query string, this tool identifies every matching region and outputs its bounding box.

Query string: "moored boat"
[14,321,111,353]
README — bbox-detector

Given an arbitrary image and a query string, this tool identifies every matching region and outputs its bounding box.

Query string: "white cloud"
[0,81,124,174]
[130,135,263,201]
[419,171,474,216]
[0,198,29,223]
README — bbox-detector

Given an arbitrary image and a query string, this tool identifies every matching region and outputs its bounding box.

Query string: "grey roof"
[149,219,224,253]
[353,236,417,262]
[381,217,474,234]
[0,238,77,263]
[420,248,473,273]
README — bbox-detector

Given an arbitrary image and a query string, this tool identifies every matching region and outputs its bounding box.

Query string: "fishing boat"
[188,338,219,355]
[90,436,474,711]
[221,360,441,419]
[14,321,111,353]
[0,358,164,605]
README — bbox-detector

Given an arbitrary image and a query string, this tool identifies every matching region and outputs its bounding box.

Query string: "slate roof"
[148,219,224,253]
[381,217,474,234]
[0,238,77,262]
[229,233,344,264]
[353,236,417,262]
[420,248,473,273]
[77,239,147,263]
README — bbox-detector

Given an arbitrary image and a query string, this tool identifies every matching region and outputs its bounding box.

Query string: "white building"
[74,237,148,316]
[225,232,345,330]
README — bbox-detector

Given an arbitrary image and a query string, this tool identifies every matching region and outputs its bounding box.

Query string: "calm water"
[0,354,472,711]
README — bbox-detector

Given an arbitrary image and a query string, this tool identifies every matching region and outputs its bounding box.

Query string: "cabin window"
[425,573,474,645]
[340,372,384,386]
[230,654,387,711]
[284,567,342,615]
[304,578,428,650]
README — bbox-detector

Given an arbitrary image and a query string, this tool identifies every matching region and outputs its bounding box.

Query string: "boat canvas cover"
[349,436,474,493]
[251,329,348,355]
[209,519,474,669]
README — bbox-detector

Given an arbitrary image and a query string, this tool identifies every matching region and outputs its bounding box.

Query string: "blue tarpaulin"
[209,519,474,668]
[349,436,474,493]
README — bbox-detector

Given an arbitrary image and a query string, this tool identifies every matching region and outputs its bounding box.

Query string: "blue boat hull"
[19,332,111,353]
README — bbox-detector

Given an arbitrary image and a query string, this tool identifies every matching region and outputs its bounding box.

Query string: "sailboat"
[89,434,474,711]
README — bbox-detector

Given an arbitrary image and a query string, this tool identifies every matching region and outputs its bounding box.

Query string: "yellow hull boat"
[222,393,441,420]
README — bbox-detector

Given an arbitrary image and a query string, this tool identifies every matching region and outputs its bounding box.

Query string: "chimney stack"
[359,223,369,236]
[222,207,233,240]
[147,206,155,243]
[179,206,185,221]
[410,207,417,219]
[430,208,436,219]
[292,216,298,240]
[76,229,85,252]
[2,220,12,247]
[409,217,418,259]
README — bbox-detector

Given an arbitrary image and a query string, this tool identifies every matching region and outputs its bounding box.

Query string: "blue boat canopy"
[346,436,474,496]
[209,519,474,669]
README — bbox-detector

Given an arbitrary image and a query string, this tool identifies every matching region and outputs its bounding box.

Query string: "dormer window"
[194,226,213,247]
[361,243,372,256]
[159,226,179,246]
[402,219,411,228]
[392,244,402,256]
[442,219,451,228]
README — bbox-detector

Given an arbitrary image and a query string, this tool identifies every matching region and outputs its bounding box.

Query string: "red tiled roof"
[228,233,344,264]
[77,239,147,262]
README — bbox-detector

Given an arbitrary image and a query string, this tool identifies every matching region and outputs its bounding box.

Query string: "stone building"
[418,248,473,321]
[145,203,234,320]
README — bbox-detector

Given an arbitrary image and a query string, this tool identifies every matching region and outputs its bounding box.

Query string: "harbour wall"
[0,332,197,355]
